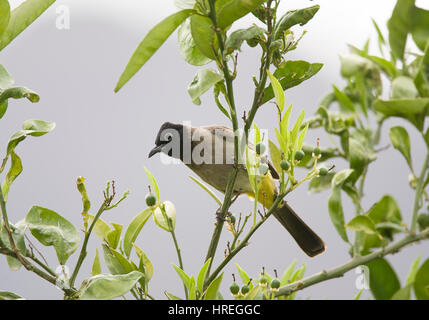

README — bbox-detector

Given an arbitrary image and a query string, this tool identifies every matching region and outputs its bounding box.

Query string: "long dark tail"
[273,202,325,257]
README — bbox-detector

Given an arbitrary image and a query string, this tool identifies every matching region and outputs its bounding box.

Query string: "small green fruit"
[270,279,280,289]
[230,282,240,295]
[259,275,268,286]
[256,142,266,155]
[313,146,321,155]
[145,193,156,206]
[319,167,328,176]
[280,160,290,171]
[294,150,305,161]
[417,213,429,231]
[241,285,250,295]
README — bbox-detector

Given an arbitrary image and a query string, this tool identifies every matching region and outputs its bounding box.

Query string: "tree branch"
[275,228,429,297]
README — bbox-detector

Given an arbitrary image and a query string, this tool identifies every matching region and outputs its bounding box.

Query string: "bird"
[148,122,325,257]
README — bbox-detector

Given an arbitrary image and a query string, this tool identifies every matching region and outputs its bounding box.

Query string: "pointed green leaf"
[267,70,285,111]
[115,9,194,92]
[0,291,22,300]
[92,249,101,276]
[144,166,160,203]
[414,258,429,300]
[328,187,349,243]
[123,208,152,258]
[0,0,55,51]
[197,258,211,294]
[273,5,319,40]
[389,126,412,169]
[204,273,223,300]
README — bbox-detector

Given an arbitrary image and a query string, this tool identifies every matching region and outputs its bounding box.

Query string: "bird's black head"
[148,122,184,159]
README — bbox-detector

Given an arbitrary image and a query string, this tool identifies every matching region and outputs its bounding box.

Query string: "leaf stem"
[69,199,108,289]
[410,150,429,231]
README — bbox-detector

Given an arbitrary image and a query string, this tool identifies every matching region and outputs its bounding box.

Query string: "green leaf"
[0,0,10,38]
[414,258,429,300]
[367,258,401,300]
[187,68,223,105]
[373,98,429,130]
[134,244,153,281]
[0,64,13,89]
[371,18,385,53]
[102,244,133,275]
[406,255,421,285]
[331,169,354,187]
[153,201,176,232]
[173,264,191,291]
[0,291,22,300]
[123,208,152,258]
[236,263,253,288]
[280,259,296,286]
[392,76,418,99]
[353,289,363,300]
[348,137,373,184]
[391,283,413,300]
[25,206,80,265]
[267,69,285,111]
[7,119,55,155]
[87,214,111,242]
[0,221,27,271]
[144,166,160,204]
[174,0,195,10]
[190,14,217,60]
[411,6,429,52]
[363,195,402,251]
[262,61,322,104]
[196,258,211,294]
[0,0,55,51]
[217,0,267,29]
[332,85,355,113]
[204,273,223,300]
[308,171,335,193]
[328,187,349,243]
[106,223,122,249]
[0,86,39,104]
[367,195,402,225]
[115,9,194,92]
[92,249,102,276]
[414,41,429,97]
[367,55,397,78]
[389,126,412,169]
[1,149,22,200]
[268,139,282,174]
[224,24,265,54]
[189,175,222,206]
[79,271,143,300]
[273,5,319,40]
[346,215,380,236]
[387,0,414,61]
[340,54,376,78]
[177,18,211,66]
[165,291,183,300]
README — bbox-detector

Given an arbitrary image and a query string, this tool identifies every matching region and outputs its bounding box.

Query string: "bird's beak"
[148,145,163,158]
